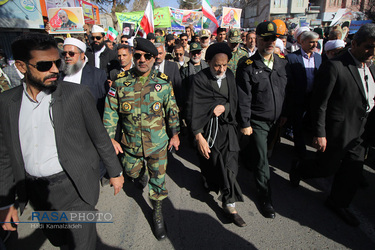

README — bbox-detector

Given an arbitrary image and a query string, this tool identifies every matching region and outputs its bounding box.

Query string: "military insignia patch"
[155,84,162,92]
[234,30,238,36]
[117,72,125,78]
[122,102,131,111]
[268,23,274,31]
[152,102,161,112]
[108,87,116,97]
[192,43,198,49]
[245,59,253,65]
[124,82,131,86]
[160,73,168,80]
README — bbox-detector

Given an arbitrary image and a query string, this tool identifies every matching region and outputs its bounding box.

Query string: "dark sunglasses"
[175,53,183,56]
[26,59,62,72]
[262,36,277,42]
[93,36,103,40]
[121,40,128,44]
[133,53,153,60]
[62,51,80,57]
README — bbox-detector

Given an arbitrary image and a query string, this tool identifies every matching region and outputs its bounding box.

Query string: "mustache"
[43,74,58,81]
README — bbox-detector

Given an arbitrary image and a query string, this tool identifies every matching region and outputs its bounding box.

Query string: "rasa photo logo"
[30,211,114,223]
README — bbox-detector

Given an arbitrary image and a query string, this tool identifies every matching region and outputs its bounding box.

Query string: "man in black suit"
[0,33,124,249]
[61,38,109,118]
[154,39,183,108]
[290,23,375,227]
[86,25,118,78]
[286,31,322,159]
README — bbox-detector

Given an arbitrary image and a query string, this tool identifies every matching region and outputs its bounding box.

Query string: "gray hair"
[300,31,319,42]
[154,43,165,51]
[353,23,375,46]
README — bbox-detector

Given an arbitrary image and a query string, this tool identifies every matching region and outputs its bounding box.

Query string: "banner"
[116,7,171,32]
[170,7,202,31]
[81,0,94,24]
[0,0,44,29]
[349,20,373,34]
[221,7,241,28]
[48,7,85,34]
[45,0,79,10]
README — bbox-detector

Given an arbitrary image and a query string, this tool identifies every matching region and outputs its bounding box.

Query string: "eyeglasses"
[175,53,183,56]
[93,36,103,41]
[191,51,201,56]
[26,59,62,72]
[133,53,153,60]
[261,36,277,42]
[121,40,128,44]
[62,51,80,57]
[181,38,188,41]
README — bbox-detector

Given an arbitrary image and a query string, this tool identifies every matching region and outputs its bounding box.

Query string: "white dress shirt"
[19,83,63,177]
[94,45,106,68]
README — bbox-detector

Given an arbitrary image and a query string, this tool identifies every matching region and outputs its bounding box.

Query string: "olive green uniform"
[104,68,180,200]
[227,47,247,76]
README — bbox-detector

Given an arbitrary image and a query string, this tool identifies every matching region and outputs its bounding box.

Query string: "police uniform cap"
[133,38,158,56]
[256,21,277,37]
[205,43,232,61]
[228,28,242,43]
[198,29,211,38]
[189,42,202,52]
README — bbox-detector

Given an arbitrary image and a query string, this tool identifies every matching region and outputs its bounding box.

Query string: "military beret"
[133,38,158,56]
[205,43,232,61]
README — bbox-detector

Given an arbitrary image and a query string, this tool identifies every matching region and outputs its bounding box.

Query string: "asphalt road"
[5,137,375,249]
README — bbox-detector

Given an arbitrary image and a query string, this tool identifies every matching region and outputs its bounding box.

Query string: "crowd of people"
[0,20,374,249]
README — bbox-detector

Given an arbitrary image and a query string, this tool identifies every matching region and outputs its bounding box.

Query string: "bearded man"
[61,38,108,118]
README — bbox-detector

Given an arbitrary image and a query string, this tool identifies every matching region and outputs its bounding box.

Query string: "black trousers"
[26,171,96,249]
[299,137,365,207]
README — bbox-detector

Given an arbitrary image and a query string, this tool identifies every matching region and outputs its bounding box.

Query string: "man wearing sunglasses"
[237,21,289,219]
[173,44,189,69]
[86,25,117,78]
[104,38,180,241]
[0,33,124,249]
[179,33,190,57]
[120,35,129,45]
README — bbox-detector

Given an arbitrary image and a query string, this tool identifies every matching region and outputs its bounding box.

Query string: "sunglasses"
[133,53,153,60]
[26,59,62,72]
[93,36,103,41]
[121,40,128,44]
[262,36,277,42]
[62,51,80,57]
[175,53,183,56]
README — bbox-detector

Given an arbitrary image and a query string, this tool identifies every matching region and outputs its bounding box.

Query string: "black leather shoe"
[325,198,360,227]
[289,160,301,187]
[260,200,275,219]
[229,213,247,227]
[152,201,167,240]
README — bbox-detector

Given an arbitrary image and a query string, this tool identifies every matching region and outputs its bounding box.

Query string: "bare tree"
[94,0,130,31]
[178,0,201,9]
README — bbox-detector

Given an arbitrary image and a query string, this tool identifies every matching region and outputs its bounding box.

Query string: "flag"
[202,0,219,33]
[107,26,118,42]
[140,0,154,35]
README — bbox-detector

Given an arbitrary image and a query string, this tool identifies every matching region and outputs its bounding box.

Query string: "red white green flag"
[202,0,219,28]
[140,0,154,35]
[107,26,118,42]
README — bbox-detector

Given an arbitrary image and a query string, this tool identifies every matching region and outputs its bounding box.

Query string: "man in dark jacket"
[237,21,288,219]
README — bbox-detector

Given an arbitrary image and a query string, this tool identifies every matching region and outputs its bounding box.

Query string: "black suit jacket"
[86,45,117,78]
[311,50,375,149]
[163,60,182,107]
[0,82,122,212]
[60,64,108,117]
[286,49,322,106]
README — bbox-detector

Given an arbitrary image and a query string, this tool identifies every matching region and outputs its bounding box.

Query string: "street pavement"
[6,137,375,249]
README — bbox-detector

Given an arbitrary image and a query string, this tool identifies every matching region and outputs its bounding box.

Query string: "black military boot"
[152,200,167,240]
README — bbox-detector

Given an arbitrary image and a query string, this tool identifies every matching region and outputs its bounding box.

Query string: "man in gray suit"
[0,33,124,249]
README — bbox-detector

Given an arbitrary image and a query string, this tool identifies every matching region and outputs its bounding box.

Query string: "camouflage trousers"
[122,147,168,201]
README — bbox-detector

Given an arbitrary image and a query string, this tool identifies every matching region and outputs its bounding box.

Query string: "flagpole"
[134,25,140,37]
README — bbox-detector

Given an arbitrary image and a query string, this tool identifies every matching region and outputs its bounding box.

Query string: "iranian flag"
[107,26,118,42]
[140,0,154,35]
[202,0,219,29]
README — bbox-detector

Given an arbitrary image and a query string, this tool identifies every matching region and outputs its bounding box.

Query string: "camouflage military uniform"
[103,68,180,200]
[0,68,11,93]
[227,47,247,76]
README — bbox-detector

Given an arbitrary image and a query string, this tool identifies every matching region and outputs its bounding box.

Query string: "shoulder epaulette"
[245,59,253,65]
[116,70,129,79]
[157,72,170,82]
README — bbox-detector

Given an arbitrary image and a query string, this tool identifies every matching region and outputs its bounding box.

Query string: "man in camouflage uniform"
[227,28,248,75]
[103,38,180,241]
